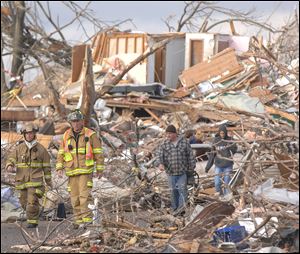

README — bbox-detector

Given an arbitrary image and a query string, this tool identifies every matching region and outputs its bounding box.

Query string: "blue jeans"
[214,166,232,195]
[167,173,187,211]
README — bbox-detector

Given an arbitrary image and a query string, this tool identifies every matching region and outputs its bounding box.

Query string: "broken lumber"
[1,109,35,121]
[179,48,244,89]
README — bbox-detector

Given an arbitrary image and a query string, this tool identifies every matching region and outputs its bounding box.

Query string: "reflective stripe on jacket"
[6,142,52,189]
[62,128,95,166]
[56,127,104,176]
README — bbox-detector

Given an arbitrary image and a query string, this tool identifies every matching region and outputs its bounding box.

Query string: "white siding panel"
[147,53,155,83]
[165,38,185,88]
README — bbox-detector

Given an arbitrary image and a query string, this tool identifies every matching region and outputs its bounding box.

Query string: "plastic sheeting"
[254,178,299,205]
[207,92,265,114]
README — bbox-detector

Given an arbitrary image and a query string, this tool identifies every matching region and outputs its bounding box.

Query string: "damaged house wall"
[185,33,251,70]
[90,31,251,89]
[214,34,250,54]
[214,34,231,53]
[185,33,215,69]
[147,36,185,88]
[164,38,185,88]
[228,35,251,54]
[109,52,147,84]
[91,31,185,88]
[105,32,147,84]
[91,32,148,84]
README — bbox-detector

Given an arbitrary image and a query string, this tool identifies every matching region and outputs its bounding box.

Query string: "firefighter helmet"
[21,122,38,134]
[67,109,84,121]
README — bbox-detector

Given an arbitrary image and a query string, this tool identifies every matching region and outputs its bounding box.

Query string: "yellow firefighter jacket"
[56,127,104,176]
[6,141,52,191]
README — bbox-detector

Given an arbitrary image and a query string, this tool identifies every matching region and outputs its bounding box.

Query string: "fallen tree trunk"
[10,1,25,87]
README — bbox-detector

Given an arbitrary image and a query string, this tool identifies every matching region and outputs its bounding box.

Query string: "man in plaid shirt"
[158,125,196,214]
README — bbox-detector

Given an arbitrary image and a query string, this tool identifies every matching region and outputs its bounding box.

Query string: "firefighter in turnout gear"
[5,122,52,228]
[56,110,104,229]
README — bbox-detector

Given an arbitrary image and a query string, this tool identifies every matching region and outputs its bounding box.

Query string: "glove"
[205,167,209,173]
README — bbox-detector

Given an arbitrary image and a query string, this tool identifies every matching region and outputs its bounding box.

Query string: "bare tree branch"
[97,35,179,97]
[36,1,66,42]
[32,52,68,118]
[176,1,203,32]
[10,1,26,85]
[204,18,282,33]
[162,1,282,36]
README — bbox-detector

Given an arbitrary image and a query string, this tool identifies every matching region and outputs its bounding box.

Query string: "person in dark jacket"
[205,124,237,196]
[158,125,196,214]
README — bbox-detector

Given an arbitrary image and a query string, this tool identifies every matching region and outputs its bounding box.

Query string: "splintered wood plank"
[188,108,241,123]
[170,88,191,98]
[92,32,107,64]
[273,152,299,190]
[179,48,243,88]
[71,44,87,83]
[249,86,277,104]
[1,109,36,121]
[265,105,298,122]
[190,239,200,253]
[104,98,189,112]
[144,108,162,123]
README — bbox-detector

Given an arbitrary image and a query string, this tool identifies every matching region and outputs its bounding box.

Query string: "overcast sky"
[3,1,299,83]
[89,1,298,31]
[38,1,299,44]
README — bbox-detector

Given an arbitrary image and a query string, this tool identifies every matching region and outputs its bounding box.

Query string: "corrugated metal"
[263,166,281,178]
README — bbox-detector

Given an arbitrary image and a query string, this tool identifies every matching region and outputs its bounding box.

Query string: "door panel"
[190,40,204,67]
[154,47,166,84]
[218,41,229,53]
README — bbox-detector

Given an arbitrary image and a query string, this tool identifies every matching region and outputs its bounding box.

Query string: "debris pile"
[1,29,299,253]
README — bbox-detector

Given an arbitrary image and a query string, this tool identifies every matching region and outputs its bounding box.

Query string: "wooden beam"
[144,108,162,123]
[1,109,35,121]
[265,105,298,123]
[179,48,243,89]
[104,98,188,112]
[230,20,238,35]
